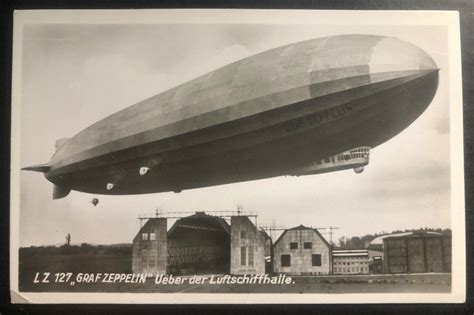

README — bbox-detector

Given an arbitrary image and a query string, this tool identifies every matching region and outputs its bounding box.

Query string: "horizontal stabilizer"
[21,163,50,173]
[53,185,71,200]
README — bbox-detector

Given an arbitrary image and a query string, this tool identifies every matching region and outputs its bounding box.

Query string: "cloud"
[434,115,450,134]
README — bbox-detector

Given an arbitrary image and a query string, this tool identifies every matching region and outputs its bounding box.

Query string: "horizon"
[19,225,452,248]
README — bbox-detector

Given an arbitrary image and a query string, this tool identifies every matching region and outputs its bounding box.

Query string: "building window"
[142,233,148,241]
[248,246,254,266]
[241,246,246,266]
[312,254,322,266]
[281,254,291,267]
[149,233,156,241]
[304,242,312,249]
[290,242,298,249]
[241,231,247,239]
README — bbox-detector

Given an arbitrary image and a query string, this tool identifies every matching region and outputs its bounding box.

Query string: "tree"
[338,236,346,248]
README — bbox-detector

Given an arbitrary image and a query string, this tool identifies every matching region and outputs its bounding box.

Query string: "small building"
[273,225,331,275]
[383,231,451,274]
[230,216,266,275]
[366,239,385,274]
[332,249,369,275]
[367,243,384,262]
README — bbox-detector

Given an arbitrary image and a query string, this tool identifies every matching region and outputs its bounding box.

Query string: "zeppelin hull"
[29,34,440,197]
[45,69,438,195]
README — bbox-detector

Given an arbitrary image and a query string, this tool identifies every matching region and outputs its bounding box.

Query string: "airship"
[23,34,439,199]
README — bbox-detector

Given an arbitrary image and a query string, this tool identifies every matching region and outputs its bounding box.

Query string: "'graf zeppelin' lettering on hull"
[285,103,354,133]
[23,35,439,199]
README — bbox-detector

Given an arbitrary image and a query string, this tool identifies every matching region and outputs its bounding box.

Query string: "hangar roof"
[367,231,444,251]
[168,212,231,237]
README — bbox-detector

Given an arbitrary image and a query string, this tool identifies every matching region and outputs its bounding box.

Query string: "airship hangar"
[22,34,439,199]
[133,211,269,275]
[132,210,451,276]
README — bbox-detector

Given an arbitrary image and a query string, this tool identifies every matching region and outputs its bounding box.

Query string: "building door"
[406,239,425,273]
[425,238,444,272]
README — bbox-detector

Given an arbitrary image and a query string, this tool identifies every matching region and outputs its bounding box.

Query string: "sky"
[18,23,451,246]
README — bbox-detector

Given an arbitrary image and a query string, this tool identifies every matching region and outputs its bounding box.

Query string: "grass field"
[18,247,451,293]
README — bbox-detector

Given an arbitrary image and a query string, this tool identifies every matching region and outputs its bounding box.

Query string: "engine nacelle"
[353,166,364,174]
[139,167,150,176]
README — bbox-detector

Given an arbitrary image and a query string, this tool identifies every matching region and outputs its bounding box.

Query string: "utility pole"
[315,226,340,248]
[259,222,286,242]
[66,233,71,246]
[271,219,276,241]
[328,226,340,248]
[328,227,339,276]
[318,226,339,276]
[237,204,243,215]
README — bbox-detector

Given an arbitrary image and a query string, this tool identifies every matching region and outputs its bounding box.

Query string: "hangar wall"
[230,216,265,275]
[132,218,168,274]
[383,233,451,274]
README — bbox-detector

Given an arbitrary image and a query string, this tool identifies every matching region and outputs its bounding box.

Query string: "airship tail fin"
[21,163,51,173]
[55,137,69,151]
[53,185,71,199]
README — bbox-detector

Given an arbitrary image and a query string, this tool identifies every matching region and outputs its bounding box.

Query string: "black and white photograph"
[9,9,465,304]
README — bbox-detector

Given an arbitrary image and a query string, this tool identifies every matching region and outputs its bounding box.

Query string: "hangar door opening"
[167,212,231,275]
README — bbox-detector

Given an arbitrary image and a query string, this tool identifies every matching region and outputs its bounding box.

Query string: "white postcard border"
[10,9,465,304]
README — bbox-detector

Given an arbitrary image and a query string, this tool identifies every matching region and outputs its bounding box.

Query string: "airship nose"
[369,37,438,74]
